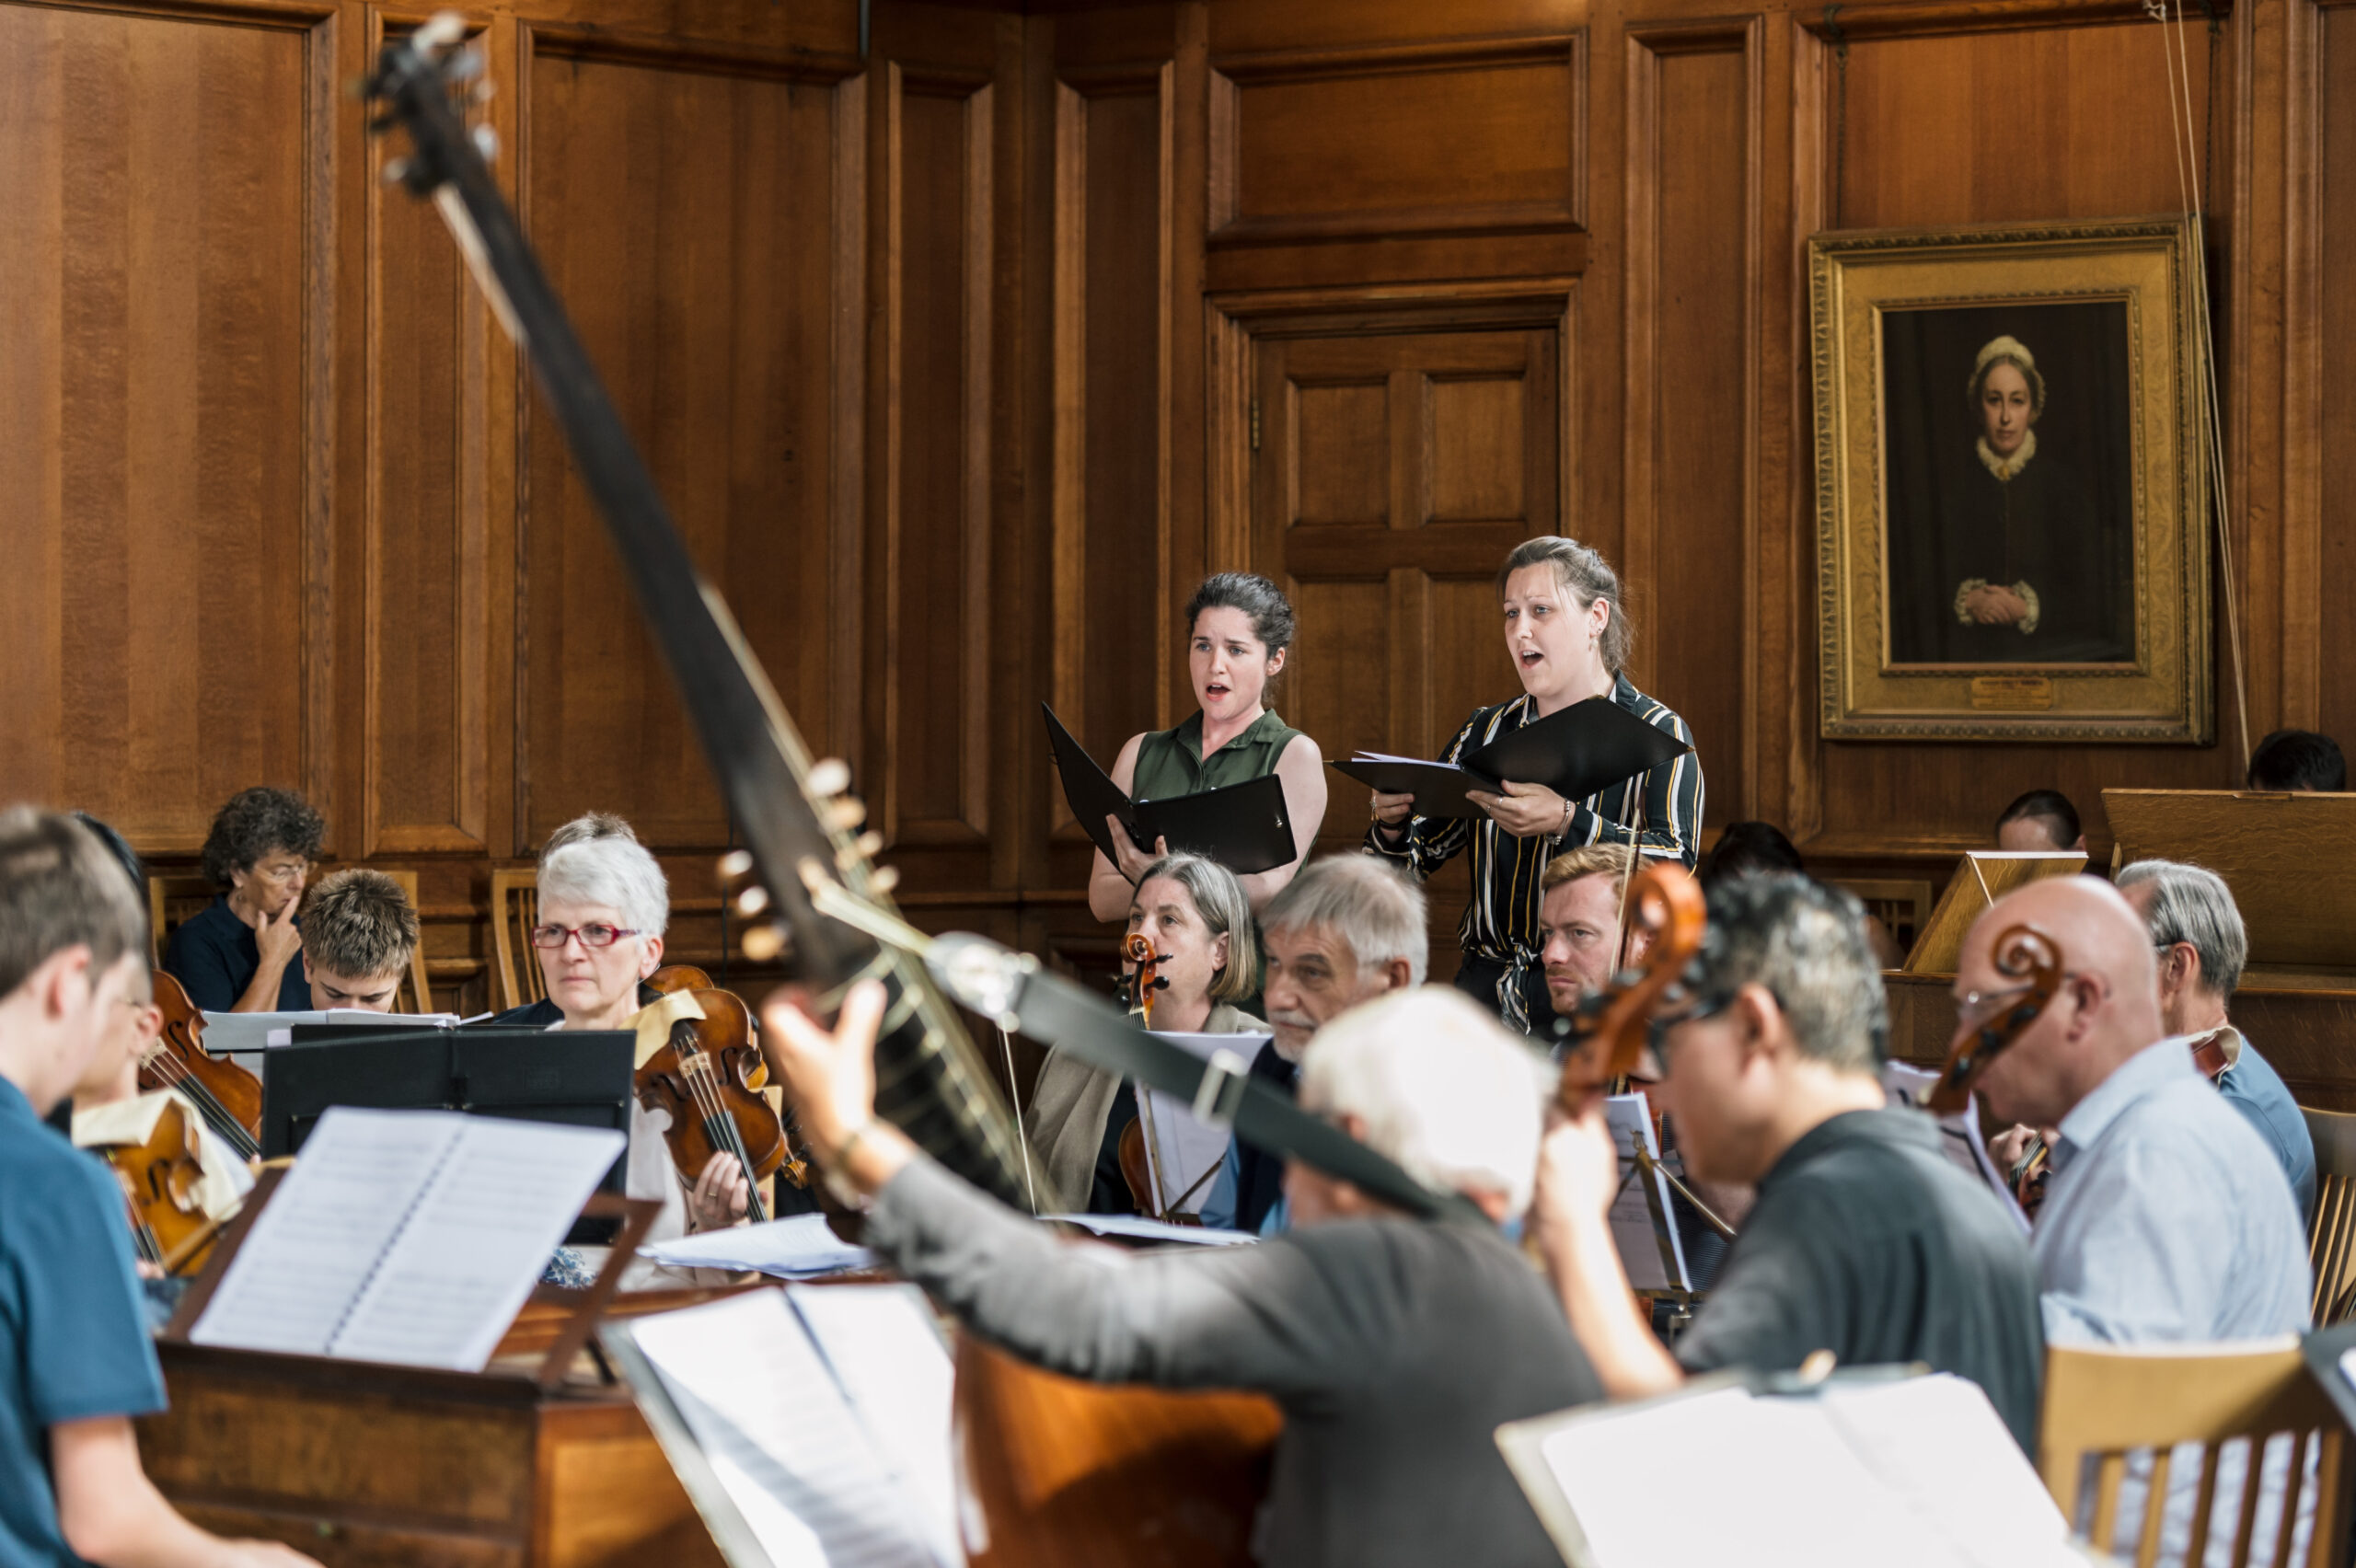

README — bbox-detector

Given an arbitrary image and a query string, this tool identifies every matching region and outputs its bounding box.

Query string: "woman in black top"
[1367,536,1703,1032]
[160,788,323,1014]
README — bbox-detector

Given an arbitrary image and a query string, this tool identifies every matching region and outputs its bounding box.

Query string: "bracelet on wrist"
[829,1118,879,1170]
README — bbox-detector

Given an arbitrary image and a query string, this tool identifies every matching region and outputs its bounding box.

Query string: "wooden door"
[1248,326,1563,976]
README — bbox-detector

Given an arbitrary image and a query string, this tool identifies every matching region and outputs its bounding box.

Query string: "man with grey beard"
[1200,856,1426,1233]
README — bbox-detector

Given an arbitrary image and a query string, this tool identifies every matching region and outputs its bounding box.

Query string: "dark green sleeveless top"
[1130,709,1303,801]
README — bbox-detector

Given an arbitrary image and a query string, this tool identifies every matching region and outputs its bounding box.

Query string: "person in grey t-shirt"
[1531,873,2046,1449]
[763,982,1600,1568]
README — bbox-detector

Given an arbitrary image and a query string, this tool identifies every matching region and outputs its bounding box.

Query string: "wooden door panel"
[1247,323,1562,977]
[0,4,314,852]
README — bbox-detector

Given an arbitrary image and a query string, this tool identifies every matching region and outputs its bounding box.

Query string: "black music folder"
[1331,696,1691,820]
[1043,704,1299,875]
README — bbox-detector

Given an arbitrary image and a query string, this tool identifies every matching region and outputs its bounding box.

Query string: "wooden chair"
[2039,1338,2349,1568]
[1823,876,1934,955]
[2302,1106,2356,1325]
[490,869,545,1013]
[148,869,434,1015]
[146,874,219,966]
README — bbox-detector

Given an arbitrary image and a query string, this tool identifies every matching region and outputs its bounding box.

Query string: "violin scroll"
[1554,861,1707,1109]
[1119,932,1172,1029]
[1925,923,2062,1115]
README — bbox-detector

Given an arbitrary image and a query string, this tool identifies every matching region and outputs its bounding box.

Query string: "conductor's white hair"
[537,818,670,938]
[1263,855,1429,986]
[1299,986,1548,1220]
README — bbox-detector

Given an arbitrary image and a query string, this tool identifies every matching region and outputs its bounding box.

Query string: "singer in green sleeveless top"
[1085,573,1329,922]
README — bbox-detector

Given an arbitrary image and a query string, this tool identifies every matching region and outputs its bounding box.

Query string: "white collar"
[1977,428,2037,481]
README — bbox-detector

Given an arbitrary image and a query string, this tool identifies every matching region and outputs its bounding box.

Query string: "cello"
[90,1097,233,1276]
[1925,923,2063,1214]
[141,971,261,1163]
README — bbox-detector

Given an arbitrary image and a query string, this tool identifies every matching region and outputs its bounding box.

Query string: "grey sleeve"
[865,1156,1345,1396]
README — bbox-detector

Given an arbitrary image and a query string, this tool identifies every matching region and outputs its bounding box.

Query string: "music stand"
[263,1027,633,1239]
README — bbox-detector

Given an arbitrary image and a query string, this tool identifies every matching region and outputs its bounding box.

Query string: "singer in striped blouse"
[1365,537,1703,1034]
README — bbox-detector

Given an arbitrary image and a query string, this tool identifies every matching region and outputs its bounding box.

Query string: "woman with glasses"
[162,788,325,1013]
[490,810,754,1242]
[489,814,752,1239]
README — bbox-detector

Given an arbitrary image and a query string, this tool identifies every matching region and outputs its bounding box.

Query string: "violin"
[1553,861,1709,1110]
[1924,924,2061,1115]
[143,972,262,1163]
[1116,933,1170,1026]
[646,964,714,997]
[1925,924,2062,1215]
[634,987,801,1222]
[1548,862,1737,1242]
[93,1097,232,1276]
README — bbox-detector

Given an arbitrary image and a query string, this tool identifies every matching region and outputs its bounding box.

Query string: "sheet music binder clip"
[161,1166,664,1391]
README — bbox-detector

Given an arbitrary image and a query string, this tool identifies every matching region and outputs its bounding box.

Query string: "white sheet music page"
[1537,1385,1969,1568]
[190,1107,463,1356]
[1816,1375,2073,1566]
[1603,1093,1690,1292]
[1136,1032,1270,1217]
[629,1289,940,1568]
[790,1286,964,1568]
[329,1116,624,1370]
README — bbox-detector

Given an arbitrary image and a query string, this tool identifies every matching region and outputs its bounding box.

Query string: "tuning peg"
[379,158,411,187]
[741,923,786,963]
[718,848,755,882]
[734,884,770,917]
[472,125,499,165]
[834,829,885,872]
[856,830,884,859]
[866,865,901,895]
[827,796,866,832]
[808,758,851,798]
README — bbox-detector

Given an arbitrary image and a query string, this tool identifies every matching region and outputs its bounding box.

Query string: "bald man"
[1964,876,2306,1344]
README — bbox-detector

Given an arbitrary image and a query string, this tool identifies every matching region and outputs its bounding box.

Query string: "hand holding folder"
[1044,705,1299,876]
[1335,696,1691,822]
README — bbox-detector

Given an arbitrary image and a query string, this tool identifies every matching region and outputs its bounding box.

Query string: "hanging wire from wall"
[1823,6,1850,226]
[2149,0,2251,769]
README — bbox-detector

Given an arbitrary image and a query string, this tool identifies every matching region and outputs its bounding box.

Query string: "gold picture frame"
[1808,215,2211,741]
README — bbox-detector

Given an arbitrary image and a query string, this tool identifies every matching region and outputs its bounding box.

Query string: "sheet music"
[1532,1387,1964,1567]
[1604,1093,1690,1292]
[191,1108,622,1370]
[191,1108,463,1356]
[629,1289,941,1568]
[641,1214,877,1278]
[330,1118,623,1369]
[1045,1213,1257,1246]
[1817,1375,2069,1563]
[1882,1067,2032,1235]
[1135,1032,1270,1217]
[790,1286,963,1568]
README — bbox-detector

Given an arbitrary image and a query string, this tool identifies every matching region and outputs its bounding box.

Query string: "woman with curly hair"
[160,787,325,1013]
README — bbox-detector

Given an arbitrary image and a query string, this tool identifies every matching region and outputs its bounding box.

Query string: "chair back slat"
[2303,1107,2356,1324]
[490,870,544,1012]
[2040,1340,2349,1568]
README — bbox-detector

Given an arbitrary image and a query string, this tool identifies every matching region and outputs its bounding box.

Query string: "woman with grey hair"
[1028,853,1265,1213]
[488,814,752,1241]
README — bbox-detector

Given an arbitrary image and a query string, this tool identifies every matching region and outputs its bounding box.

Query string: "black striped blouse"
[1362,674,1704,968]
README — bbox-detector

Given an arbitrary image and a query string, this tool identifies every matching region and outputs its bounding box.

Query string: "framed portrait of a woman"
[1808,216,2211,740]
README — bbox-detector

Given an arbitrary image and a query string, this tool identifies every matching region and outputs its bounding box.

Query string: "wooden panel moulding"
[1623,17,1761,818]
[521,46,852,848]
[1207,32,1585,247]
[1049,61,1173,833]
[0,1,328,854]
[879,63,994,848]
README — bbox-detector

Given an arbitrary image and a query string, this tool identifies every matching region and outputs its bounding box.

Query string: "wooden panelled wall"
[1,0,2346,1004]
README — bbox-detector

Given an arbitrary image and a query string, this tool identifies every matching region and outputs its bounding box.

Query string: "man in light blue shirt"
[2115,859,2316,1223]
[1969,876,2309,1565]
